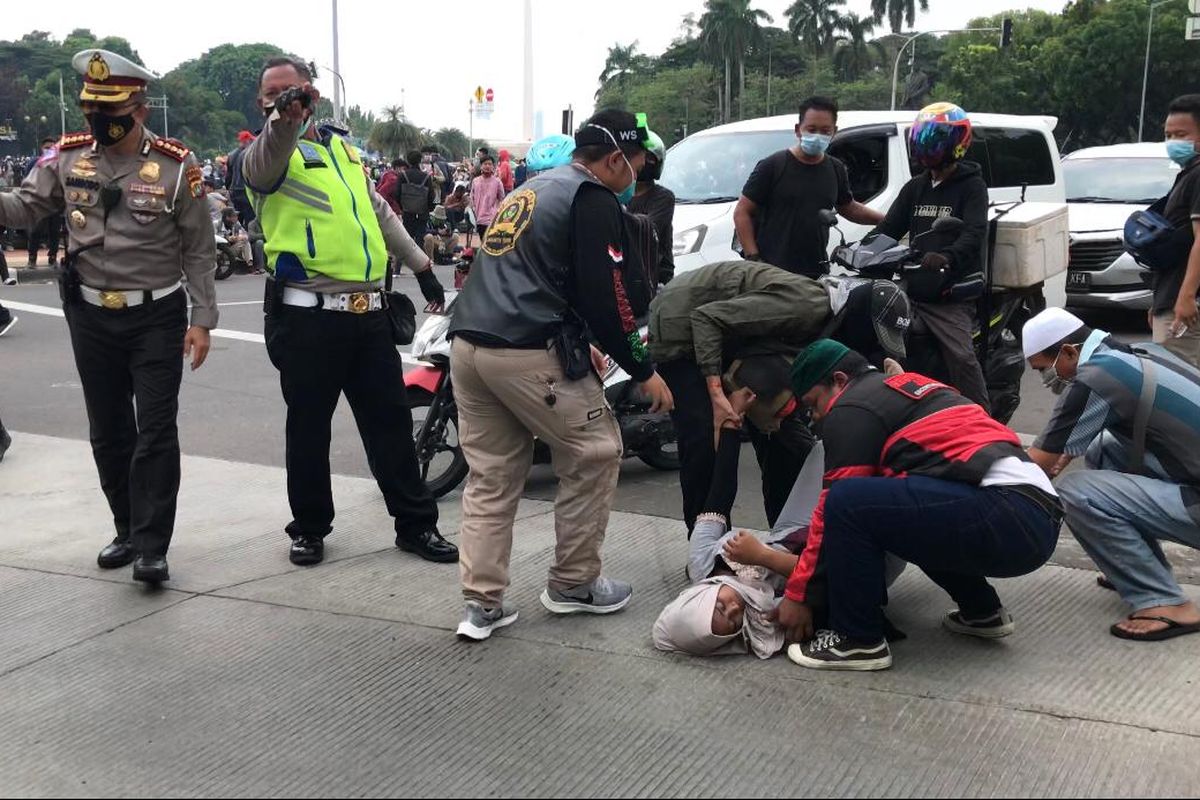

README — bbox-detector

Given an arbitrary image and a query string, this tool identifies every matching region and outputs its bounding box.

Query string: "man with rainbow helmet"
[869,101,991,410]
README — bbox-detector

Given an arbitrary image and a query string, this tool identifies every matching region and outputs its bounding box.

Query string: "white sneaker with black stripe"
[787,630,892,671]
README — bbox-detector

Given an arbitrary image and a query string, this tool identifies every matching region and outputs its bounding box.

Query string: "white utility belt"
[281,286,385,314]
[80,282,182,310]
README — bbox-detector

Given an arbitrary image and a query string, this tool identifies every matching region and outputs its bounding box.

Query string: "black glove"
[272,86,313,114]
[416,267,445,308]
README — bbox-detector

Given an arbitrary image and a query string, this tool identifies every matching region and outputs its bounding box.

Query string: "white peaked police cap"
[1022,307,1086,360]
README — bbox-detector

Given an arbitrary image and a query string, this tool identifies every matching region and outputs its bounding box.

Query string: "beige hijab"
[652,570,785,659]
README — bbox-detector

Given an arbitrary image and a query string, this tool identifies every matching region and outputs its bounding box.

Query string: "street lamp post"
[890,27,1002,111]
[318,64,348,127]
[1138,0,1174,143]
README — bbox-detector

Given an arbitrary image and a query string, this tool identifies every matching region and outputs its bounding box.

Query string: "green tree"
[369,105,426,158]
[786,0,848,57]
[700,0,773,122]
[432,127,471,160]
[166,43,286,127]
[596,42,652,100]
[870,0,930,33]
[832,13,885,81]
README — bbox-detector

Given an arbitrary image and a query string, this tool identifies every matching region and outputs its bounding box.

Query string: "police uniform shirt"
[0,128,219,329]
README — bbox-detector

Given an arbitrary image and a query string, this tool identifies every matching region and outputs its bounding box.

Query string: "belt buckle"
[99,290,127,310]
[348,292,371,314]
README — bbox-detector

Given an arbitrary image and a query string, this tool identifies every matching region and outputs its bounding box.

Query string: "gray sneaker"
[943,607,1015,639]
[540,576,632,615]
[456,602,518,642]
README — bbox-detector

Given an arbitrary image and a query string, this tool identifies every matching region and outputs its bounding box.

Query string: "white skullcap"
[1022,307,1086,360]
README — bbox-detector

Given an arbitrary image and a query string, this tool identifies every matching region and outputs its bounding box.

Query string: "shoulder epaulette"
[59,132,94,150]
[151,137,191,162]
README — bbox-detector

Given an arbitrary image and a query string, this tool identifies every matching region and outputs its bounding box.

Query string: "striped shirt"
[1035,335,1200,522]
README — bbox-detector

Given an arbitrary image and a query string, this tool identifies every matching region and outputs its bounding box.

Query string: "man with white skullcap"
[1024,308,1200,641]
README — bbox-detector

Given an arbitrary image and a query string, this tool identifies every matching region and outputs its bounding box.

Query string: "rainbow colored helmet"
[909,102,973,169]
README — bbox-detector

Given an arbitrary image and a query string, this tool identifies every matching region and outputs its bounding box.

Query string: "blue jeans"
[1058,432,1200,610]
[823,476,1060,642]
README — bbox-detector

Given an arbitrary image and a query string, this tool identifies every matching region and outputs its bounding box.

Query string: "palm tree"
[368,105,425,159]
[786,0,848,57]
[432,127,471,160]
[596,42,647,100]
[832,13,885,81]
[699,0,773,122]
[870,0,929,33]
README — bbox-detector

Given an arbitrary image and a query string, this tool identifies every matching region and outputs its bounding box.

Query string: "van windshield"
[1063,157,1178,204]
[659,130,797,203]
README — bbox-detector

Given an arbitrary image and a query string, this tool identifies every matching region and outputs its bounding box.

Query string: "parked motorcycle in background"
[404,293,680,498]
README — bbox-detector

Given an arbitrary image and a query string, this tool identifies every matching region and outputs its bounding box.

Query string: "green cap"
[790,339,851,397]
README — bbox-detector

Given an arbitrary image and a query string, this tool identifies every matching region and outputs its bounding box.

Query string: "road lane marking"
[2,299,424,366]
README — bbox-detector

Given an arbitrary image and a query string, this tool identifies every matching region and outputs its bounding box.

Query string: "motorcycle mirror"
[931,216,965,234]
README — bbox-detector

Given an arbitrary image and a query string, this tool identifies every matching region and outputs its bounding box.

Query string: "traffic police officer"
[0,49,218,584]
[242,57,455,567]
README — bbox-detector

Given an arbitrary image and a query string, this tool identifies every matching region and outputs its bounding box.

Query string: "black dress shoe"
[132,555,169,583]
[395,528,458,563]
[289,536,325,566]
[97,540,137,569]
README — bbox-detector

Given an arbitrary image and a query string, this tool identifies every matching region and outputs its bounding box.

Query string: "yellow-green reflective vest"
[249,134,387,283]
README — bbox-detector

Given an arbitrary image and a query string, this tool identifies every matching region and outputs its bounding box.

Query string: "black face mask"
[88,111,136,146]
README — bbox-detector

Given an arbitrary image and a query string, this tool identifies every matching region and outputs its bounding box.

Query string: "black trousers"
[64,291,186,557]
[264,304,438,539]
[29,214,63,260]
[659,357,812,532]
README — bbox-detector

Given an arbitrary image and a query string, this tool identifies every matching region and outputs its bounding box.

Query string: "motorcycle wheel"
[215,245,236,281]
[408,387,469,498]
[638,441,681,471]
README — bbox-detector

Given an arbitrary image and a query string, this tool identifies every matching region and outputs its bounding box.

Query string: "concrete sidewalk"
[1,432,1198,798]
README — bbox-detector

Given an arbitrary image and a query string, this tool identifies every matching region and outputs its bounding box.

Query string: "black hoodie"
[873,160,988,302]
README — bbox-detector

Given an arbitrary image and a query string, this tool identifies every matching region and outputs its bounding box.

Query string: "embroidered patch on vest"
[884,373,950,400]
[482,189,536,257]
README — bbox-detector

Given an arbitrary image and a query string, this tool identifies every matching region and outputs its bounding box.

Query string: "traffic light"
[1000,18,1013,49]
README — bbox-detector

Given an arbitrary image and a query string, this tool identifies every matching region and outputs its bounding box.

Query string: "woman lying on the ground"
[653,360,908,659]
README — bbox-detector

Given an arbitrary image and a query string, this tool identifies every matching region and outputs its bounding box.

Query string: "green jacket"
[648,261,831,375]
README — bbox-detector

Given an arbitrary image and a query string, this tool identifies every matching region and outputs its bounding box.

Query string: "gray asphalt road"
[0,269,1147,533]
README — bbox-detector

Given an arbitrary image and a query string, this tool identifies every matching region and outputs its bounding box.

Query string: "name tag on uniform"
[298,142,327,168]
[66,176,101,192]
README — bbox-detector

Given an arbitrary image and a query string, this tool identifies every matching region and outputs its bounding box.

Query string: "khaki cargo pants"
[450,337,622,607]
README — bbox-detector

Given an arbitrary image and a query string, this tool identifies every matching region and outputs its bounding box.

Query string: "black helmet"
[869,280,911,361]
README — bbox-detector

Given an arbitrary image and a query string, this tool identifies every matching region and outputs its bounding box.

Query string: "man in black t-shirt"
[1154,94,1200,368]
[734,96,883,278]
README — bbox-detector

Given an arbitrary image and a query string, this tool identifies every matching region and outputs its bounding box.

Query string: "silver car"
[1063,143,1179,311]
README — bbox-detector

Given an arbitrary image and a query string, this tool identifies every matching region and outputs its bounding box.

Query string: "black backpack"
[398,171,431,215]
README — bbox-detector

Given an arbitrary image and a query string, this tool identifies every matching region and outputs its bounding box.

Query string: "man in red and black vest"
[777,340,1063,671]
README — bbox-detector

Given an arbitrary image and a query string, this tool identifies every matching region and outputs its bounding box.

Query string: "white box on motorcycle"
[988,202,1070,289]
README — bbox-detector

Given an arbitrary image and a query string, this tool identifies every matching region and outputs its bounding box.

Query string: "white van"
[1061,142,1179,311]
[660,110,1066,275]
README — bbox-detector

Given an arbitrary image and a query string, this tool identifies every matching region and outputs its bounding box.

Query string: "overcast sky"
[8,0,1066,141]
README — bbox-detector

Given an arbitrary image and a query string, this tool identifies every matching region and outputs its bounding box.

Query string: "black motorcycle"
[825,211,1043,425]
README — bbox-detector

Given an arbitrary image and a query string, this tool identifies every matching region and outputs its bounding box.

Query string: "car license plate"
[1067,271,1091,290]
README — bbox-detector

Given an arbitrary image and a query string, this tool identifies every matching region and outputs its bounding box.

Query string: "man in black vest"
[448,109,674,641]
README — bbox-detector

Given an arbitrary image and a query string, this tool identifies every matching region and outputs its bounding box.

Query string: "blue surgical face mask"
[617,153,636,205]
[1167,139,1197,166]
[800,133,832,157]
[298,115,314,138]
